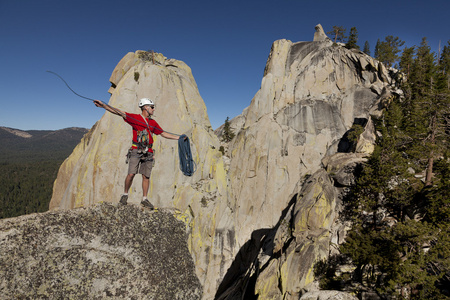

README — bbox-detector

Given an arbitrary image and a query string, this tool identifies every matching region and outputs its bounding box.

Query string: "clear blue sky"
[1,0,449,131]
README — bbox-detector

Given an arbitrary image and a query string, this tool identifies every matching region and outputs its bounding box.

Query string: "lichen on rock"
[0,203,202,299]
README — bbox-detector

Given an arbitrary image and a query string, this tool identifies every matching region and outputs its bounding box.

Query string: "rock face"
[0,203,201,299]
[225,29,398,251]
[300,290,358,300]
[313,24,331,42]
[48,25,403,299]
[214,25,401,299]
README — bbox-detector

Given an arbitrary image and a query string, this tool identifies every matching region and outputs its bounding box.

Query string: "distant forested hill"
[0,126,88,219]
[0,126,88,163]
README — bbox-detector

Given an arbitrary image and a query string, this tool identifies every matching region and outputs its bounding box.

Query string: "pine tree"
[438,41,450,89]
[375,35,405,68]
[222,117,235,142]
[374,39,381,60]
[399,46,415,79]
[406,38,446,187]
[363,41,371,55]
[345,27,360,50]
[337,38,449,296]
[327,26,347,43]
[339,95,449,297]
[340,101,422,295]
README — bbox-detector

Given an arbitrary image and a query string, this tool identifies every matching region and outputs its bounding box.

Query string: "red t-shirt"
[124,113,163,153]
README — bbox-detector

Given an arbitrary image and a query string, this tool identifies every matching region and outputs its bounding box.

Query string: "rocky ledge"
[0,203,201,299]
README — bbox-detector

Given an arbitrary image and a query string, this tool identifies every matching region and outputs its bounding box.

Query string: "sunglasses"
[149,106,155,109]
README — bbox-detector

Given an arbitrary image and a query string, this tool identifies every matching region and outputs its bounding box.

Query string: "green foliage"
[375,35,405,68]
[345,27,360,50]
[410,38,436,97]
[222,117,235,142]
[0,127,87,164]
[347,124,365,151]
[439,41,450,90]
[0,127,85,219]
[399,46,415,79]
[138,50,156,63]
[134,71,140,82]
[327,26,347,43]
[219,146,225,156]
[423,159,450,224]
[325,37,450,299]
[314,255,352,290]
[363,41,371,55]
[0,160,62,219]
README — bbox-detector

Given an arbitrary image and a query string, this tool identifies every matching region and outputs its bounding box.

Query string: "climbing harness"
[126,148,154,164]
[135,115,151,154]
[48,70,196,176]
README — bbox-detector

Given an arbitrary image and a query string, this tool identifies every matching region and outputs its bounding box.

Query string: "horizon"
[1,125,88,131]
[1,0,449,131]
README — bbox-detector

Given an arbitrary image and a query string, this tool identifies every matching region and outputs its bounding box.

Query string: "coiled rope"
[178,135,196,176]
[48,70,196,176]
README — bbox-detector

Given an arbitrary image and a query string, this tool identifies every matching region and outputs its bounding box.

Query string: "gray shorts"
[127,149,154,178]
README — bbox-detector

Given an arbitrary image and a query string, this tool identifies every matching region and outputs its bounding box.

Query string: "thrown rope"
[46,70,180,135]
[46,71,97,102]
[48,70,196,176]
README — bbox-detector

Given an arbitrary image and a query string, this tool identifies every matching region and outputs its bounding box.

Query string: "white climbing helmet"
[138,98,155,107]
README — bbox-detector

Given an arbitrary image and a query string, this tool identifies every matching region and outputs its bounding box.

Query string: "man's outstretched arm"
[161,131,180,140]
[94,100,126,118]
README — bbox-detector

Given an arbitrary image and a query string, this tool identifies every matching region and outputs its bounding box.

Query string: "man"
[94,98,180,209]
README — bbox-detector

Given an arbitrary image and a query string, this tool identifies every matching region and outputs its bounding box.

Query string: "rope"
[46,71,97,102]
[178,134,196,176]
[48,70,196,176]
[46,70,181,136]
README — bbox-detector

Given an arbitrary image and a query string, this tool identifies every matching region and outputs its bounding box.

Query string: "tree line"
[0,160,62,219]
[318,27,450,299]
[0,128,85,219]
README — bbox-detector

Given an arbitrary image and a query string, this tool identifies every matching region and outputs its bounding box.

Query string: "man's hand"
[94,100,104,108]
[93,100,125,118]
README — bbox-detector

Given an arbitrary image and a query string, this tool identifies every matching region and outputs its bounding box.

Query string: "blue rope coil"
[178,135,196,176]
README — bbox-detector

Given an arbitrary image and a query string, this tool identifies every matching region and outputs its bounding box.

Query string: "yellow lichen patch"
[294,181,334,234]
[255,260,281,299]
[279,253,292,294]
[74,167,89,208]
[303,262,316,287]
[173,210,190,227]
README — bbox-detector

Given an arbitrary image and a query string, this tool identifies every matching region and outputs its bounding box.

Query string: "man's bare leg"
[142,174,149,198]
[141,175,154,209]
[124,173,135,193]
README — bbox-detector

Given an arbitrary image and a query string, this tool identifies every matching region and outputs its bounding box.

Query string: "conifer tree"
[374,39,382,63]
[335,38,450,297]
[375,35,405,68]
[327,26,347,43]
[410,38,436,95]
[345,27,359,50]
[406,38,445,186]
[438,41,450,89]
[399,46,415,79]
[363,41,370,55]
[222,117,235,142]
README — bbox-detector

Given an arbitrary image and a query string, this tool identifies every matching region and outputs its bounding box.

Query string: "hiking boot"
[119,194,128,206]
[141,199,154,209]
